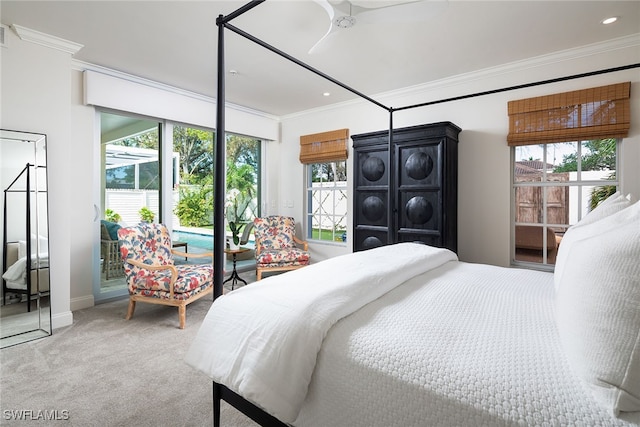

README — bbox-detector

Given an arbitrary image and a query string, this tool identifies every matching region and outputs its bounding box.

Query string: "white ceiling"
[1,1,639,117]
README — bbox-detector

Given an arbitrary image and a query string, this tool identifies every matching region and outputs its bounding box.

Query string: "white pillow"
[554,196,636,291]
[574,191,631,228]
[555,212,640,415]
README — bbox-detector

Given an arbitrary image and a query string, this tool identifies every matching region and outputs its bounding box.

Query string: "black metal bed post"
[2,189,7,306]
[387,109,394,245]
[25,163,32,312]
[213,13,226,301]
[213,1,265,302]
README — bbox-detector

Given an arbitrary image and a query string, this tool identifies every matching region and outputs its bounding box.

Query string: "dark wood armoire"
[352,122,461,253]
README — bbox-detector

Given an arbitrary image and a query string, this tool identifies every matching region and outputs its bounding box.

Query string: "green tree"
[173,127,214,185]
[311,161,346,182]
[553,138,617,210]
[118,129,159,149]
[174,185,212,226]
[553,138,616,172]
[226,135,260,220]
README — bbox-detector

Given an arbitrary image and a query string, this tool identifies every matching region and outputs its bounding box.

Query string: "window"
[512,139,619,267]
[508,82,629,269]
[307,161,347,243]
[299,128,349,244]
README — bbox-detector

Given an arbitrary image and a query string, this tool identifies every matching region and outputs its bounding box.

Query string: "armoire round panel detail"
[406,196,433,224]
[362,156,385,182]
[405,152,433,180]
[362,236,383,249]
[362,196,385,221]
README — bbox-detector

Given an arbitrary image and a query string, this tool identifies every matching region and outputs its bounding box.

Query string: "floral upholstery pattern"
[118,223,213,300]
[255,249,310,268]
[253,216,310,279]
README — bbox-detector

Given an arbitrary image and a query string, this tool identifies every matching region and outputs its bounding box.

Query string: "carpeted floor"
[0,274,261,426]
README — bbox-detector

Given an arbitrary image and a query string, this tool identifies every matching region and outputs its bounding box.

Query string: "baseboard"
[51,310,73,329]
[70,294,95,311]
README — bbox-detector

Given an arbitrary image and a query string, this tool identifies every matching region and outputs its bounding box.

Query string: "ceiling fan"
[309,0,448,54]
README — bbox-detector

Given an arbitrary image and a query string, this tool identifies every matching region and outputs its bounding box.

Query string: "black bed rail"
[213,382,289,427]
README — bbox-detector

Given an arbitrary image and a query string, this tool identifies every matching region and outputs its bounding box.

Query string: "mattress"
[295,261,640,426]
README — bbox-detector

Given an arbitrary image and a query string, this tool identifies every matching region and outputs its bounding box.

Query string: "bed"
[186,192,640,426]
[188,2,639,425]
[2,239,50,294]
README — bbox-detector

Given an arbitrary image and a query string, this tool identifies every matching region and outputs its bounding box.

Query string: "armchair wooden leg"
[256,270,262,281]
[125,299,136,320]
[178,305,186,329]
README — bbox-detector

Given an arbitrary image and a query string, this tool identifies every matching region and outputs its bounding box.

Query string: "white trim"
[70,294,95,312]
[51,310,73,329]
[11,24,83,55]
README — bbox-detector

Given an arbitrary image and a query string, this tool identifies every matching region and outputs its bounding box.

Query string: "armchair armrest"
[123,259,179,298]
[293,236,309,251]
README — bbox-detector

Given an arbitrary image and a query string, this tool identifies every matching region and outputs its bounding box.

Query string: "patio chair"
[100,220,124,279]
[117,222,214,329]
[253,215,310,280]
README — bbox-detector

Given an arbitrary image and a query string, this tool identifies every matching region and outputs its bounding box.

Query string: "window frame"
[305,160,348,246]
[511,139,621,271]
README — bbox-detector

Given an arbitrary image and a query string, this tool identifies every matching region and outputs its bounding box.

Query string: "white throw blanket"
[185,243,457,423]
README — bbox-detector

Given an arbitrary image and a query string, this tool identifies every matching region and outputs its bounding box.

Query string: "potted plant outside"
[139,206,155,223]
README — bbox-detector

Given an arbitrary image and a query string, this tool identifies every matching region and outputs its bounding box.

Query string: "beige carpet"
[0,274,261,427]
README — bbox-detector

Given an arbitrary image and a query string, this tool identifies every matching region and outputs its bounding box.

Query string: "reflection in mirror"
[0,129,51,348]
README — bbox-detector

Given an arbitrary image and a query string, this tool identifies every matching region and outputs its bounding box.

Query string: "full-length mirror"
[0,129,51,348]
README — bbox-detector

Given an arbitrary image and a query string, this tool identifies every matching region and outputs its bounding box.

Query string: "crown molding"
[381,33,640,101]
[11,24,83,55]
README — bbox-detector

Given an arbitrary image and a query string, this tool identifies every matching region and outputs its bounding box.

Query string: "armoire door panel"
[355,190,388,227]
[397,142,442,187]
[354,227,388,251]
[356,150,389,188]
[397,190,441,231]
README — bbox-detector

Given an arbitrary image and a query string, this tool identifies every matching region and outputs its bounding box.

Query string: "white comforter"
[185,243,457,423]
[2,254,49,290]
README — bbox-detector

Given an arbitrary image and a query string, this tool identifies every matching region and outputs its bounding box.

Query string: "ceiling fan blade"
[309,0,338,54]
[308,20,341,54]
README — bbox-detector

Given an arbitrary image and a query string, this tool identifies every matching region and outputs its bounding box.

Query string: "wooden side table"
[223,247,250,289]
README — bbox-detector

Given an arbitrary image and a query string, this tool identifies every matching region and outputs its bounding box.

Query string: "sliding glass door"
[94,112,263,303]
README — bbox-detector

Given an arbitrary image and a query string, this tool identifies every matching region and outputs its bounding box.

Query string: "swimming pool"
[173,230,254,250]
[173,231,214,250]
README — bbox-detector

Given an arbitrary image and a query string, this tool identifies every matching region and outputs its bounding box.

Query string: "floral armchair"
[117,223,214,329]
[253,216,310,280]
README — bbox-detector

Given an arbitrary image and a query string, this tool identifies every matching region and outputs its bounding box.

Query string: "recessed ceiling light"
[323,92,331,97]
[229,69,238,75]
[601,16,618,25]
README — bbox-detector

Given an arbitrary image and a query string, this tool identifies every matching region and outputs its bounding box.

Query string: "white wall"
[1,28,73,328]
[277,37,640,266]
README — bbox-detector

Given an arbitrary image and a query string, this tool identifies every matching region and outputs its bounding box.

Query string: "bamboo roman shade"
[299,128,349,164]
[507,82,631,147]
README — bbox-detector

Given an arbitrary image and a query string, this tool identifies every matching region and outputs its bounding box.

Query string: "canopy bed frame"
[209,2,640,426]
[2,163,49,313]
